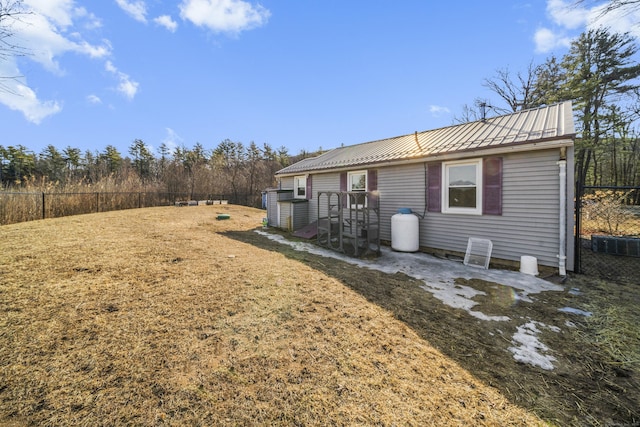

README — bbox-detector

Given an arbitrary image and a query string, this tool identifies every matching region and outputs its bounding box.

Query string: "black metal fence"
[0,191,260,226]
[575,185,640,285]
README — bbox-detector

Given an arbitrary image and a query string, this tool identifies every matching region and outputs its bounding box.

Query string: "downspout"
[558,153,567,278]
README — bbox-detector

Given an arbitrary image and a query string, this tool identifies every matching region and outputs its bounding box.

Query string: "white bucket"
[520,256,539,276]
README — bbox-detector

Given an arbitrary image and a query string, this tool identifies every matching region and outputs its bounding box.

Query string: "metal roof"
[276,101,575,176]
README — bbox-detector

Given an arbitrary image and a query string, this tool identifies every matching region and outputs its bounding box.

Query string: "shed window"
[443,159,482,215]
[294,175,306,199]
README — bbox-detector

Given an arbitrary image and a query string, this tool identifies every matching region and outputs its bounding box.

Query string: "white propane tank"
[391,208,419,252]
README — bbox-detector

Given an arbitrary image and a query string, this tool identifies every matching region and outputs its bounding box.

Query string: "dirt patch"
[0,205,638,426]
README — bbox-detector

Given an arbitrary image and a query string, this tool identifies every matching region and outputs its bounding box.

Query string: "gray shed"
[272,101,576,273]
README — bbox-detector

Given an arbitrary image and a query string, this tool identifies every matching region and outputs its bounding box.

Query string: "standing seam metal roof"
[276,101,575,176]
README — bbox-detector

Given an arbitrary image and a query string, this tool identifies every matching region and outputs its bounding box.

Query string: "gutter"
[558,156,567,278]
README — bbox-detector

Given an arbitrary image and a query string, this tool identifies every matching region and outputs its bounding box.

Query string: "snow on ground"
[559,307,592,316]
[255,230,566,369]
[508,321,560,370]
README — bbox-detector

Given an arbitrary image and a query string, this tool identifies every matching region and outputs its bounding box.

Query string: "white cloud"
[0,0,110,122]
[11,6,111,74]
[115,0,148,23]
[179,0,271,34]
[87,94,102,104]
[537,0,640,53]
[534,27,572,53]
[429,105,451,116]
[546,0,589,29]
[26,0,76,28]
[154,15,178,32]
[74,7,102,30]
[161,128,183,153]
[0,63,62,124]
[589,3,640,38]
[105,61,139,100]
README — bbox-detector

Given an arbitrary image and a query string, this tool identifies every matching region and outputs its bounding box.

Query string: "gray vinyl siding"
[308,172,341,223]
[277,201,308,231]
[293,204,309,230]
[421,150,563,267]
[266,191,278,226]
[290,149,567,269]
[280,176,294,190]
[377,163,427,241]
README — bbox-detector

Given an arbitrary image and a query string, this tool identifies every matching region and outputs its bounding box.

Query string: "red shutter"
[427,163,441,212]
[340,172,347,207]
[367,169,377,191]
[340,172,347,191]
[306,175,312,200]
[368,169,378,208]
[483,157,502,215]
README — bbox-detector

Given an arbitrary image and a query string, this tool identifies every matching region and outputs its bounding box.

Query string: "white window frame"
[347,170,367,208]
[293,175,307,199]
[442,159,482,215]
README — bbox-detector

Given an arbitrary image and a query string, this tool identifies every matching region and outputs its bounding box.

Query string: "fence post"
[96,192,99,213]
[42,192,45,220]
[574,180,583,274]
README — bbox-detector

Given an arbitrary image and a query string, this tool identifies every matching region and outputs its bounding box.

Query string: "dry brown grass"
[0,205,546,426]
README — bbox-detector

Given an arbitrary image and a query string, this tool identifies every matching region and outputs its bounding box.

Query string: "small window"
[348,170,367,208]
[443,160,482,215]
[294,175,306,199]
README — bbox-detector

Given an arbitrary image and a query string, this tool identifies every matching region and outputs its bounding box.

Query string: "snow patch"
[509,321,558,370]
[559,307,592,316]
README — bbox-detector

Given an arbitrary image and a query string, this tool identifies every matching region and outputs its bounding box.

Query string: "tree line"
[466,27,640,192]
[0,140,319,208]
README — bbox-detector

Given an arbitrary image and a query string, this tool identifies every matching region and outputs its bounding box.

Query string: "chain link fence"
[0,191,260,226]
[575,186,640,285]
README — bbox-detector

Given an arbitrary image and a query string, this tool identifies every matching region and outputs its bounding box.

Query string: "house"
[269,101,576,274]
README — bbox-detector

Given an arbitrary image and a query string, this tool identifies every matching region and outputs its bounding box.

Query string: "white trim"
[442,159,482,215]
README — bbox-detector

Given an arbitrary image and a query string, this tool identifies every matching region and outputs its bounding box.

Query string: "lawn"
[0,205,638,426]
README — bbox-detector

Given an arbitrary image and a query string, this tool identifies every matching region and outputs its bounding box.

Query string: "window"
[443,159,482,215]
[428,158,502,215]
[294,175,306,199]
[348,171,367,192]
[347,170,367,208]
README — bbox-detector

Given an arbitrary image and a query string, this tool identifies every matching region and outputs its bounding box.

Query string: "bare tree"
[482,62,544,112]
[0,0,30,94]
[573,0,640,19]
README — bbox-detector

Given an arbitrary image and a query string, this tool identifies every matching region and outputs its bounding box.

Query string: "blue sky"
[1,0,639,158]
